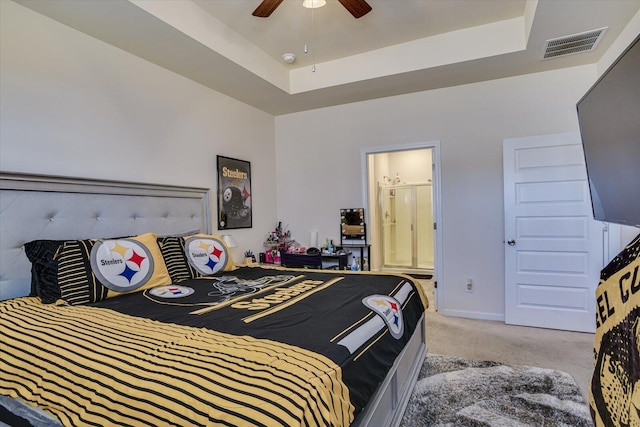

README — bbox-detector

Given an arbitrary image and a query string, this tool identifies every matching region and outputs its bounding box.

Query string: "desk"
[280,252,322,269]
[275,252,349,270]
[340,244,371,271]
[321,252,350,270]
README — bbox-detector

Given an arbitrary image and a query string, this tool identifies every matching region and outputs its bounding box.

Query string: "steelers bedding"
[0,266,427,426]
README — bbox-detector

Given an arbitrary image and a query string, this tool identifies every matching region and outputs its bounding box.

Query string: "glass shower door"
[380,184,433,270]
[416,184,434,269]
[381,186,413,268]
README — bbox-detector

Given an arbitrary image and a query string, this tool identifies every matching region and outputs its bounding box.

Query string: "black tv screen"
[577,33,640,228]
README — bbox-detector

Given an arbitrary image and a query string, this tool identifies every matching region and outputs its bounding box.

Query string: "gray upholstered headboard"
[0,172,211,300]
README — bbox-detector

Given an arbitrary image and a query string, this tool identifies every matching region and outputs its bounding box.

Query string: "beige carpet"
[424,311,595,399]
[414,278,595,399]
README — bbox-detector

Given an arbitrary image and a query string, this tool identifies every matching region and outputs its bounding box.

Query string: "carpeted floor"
[401,354,593,426]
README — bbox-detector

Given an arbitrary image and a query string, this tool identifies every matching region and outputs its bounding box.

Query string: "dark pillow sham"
[158,236,199,284]
[24,240,66,304]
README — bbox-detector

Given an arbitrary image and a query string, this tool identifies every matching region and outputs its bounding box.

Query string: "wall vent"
[542,27,608,60]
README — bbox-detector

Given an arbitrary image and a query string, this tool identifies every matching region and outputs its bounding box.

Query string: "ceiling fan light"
[302,0,326,9]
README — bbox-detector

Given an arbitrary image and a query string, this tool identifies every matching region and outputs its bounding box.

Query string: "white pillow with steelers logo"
[158,234,235,284]
[57,232,171,305]
[183,234,233,275]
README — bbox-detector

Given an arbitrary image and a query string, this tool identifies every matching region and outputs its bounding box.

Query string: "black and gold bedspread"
[1,266,427,426]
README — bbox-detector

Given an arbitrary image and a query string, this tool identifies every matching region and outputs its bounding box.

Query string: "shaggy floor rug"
[400,354,593,427]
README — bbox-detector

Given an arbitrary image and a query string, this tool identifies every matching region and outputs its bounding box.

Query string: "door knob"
[507,239,516,246]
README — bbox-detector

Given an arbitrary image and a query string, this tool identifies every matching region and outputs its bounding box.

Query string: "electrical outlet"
[466,278,473,293]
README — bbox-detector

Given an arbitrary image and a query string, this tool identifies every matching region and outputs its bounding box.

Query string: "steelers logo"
[148,285,194,298]
[223,187,234,203]
[363,294,404,339]
[184,236,229,276]
[90,239,154,293]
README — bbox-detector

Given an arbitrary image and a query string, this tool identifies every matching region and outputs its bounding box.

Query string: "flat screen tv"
[577,33,640,228]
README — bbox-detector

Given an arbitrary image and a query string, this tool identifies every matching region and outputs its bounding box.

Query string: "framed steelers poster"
[217,155,252,230]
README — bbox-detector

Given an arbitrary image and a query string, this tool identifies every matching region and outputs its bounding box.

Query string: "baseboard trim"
[437,309,505,323]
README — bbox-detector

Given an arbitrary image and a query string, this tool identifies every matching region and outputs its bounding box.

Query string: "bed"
[0,172,427,427]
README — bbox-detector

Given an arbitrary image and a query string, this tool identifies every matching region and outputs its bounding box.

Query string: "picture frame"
[216,155,252,230]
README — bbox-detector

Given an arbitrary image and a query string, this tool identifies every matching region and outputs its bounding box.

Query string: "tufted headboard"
[0,172,211,300]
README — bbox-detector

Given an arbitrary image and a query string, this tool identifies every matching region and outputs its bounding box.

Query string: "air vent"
[542,27,607,60]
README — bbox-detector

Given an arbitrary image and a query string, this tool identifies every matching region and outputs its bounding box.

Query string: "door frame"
[361,141,443,310]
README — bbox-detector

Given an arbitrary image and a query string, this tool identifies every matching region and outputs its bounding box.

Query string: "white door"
[503,132,603,333]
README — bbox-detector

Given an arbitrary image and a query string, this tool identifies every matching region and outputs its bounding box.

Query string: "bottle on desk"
[351,257,359,271]
[327,239,334,254]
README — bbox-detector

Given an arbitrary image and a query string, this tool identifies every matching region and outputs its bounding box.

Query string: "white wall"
[387,149,432,184]
[0,1,277,260]
[275,65,597,320]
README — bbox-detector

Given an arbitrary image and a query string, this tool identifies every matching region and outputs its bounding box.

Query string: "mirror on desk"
[340,208,366,245]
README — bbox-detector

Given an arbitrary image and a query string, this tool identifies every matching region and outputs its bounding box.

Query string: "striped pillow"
[158,234,234,283]
[24,239,66,303]
[57,232,171,305]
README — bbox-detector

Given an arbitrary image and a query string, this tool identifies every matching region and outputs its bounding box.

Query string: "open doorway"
[363,142,442,310]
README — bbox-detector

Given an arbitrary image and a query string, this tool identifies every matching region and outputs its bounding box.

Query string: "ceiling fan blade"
[252,0,284,17]
[338,0,372,18]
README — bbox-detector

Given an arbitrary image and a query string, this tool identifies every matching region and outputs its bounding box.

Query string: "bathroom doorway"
[364,144,440,279]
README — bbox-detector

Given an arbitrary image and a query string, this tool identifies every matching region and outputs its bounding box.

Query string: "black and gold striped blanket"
[1,266,427,426]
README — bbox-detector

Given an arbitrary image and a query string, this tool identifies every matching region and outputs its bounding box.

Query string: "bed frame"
[353,313,426,427]
[0,172,425,427]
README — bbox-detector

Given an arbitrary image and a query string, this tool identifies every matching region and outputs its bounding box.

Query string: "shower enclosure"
[378,183,434,272]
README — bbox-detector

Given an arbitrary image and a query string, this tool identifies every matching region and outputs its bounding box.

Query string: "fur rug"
[400,354,593,426]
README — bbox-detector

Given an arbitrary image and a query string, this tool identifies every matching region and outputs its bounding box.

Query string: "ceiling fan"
[252,0,372,19]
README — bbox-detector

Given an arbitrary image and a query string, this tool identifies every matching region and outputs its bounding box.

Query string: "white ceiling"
[14,0,640,115]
